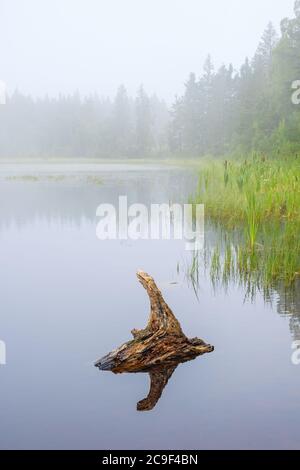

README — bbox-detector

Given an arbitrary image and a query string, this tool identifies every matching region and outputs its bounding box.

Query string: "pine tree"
[135,86,153,156]
[112,85,132,157]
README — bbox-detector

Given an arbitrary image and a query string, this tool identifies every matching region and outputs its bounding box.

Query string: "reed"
[192,154,300,289]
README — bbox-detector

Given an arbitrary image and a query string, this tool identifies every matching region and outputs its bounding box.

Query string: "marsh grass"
[187,252,200,298]
[5,174,67,182]
[86,175,103,185]
[5,175,40,182]
[193,154,300,290]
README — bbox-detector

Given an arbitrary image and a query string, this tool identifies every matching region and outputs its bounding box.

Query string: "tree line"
[0,85,169,158]
[170,1,300,157]
[1,1,300,159]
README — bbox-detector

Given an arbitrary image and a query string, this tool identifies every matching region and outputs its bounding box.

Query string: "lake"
[0,162,299,450]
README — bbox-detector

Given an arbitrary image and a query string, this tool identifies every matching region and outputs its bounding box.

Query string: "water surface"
[0,163,299,450]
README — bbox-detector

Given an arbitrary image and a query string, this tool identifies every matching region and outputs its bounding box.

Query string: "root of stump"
[95,271,214,373]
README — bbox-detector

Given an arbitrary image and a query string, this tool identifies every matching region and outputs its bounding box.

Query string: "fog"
[1,0,299,159]
[0,0,295,101]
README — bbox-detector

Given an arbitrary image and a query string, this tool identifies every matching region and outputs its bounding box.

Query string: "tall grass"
[192,154,300,289]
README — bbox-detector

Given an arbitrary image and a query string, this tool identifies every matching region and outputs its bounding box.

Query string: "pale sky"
[0,0,296,102]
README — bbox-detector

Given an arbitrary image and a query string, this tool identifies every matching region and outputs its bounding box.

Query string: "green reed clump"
[193,154,300,288]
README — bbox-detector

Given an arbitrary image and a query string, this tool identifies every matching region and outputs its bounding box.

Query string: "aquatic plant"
[192,155,300,289]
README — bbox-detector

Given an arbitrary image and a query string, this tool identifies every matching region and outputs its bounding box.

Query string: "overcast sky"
[0,0,296,102]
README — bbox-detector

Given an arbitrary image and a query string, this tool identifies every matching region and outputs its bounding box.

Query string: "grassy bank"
[192,155,300,289]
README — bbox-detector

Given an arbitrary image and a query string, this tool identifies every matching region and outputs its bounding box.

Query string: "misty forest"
[1,4,300,159]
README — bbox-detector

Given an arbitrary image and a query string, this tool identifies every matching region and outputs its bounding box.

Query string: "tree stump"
[95,271,214,376]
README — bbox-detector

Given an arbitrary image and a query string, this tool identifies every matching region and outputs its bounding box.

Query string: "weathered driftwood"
[95,271,214,373]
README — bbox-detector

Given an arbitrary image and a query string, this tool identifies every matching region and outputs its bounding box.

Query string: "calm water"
[0,163,299,450]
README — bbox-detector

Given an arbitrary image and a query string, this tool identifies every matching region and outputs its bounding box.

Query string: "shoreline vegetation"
[192,154,300,292]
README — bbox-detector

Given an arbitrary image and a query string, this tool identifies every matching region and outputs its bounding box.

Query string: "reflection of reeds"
[6,175,39,182]
[192,155,300,289]
[188,252,200,298]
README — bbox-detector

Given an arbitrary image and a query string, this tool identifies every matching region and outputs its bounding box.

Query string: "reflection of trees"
[275,280,300,341]
[0,170,196,229]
